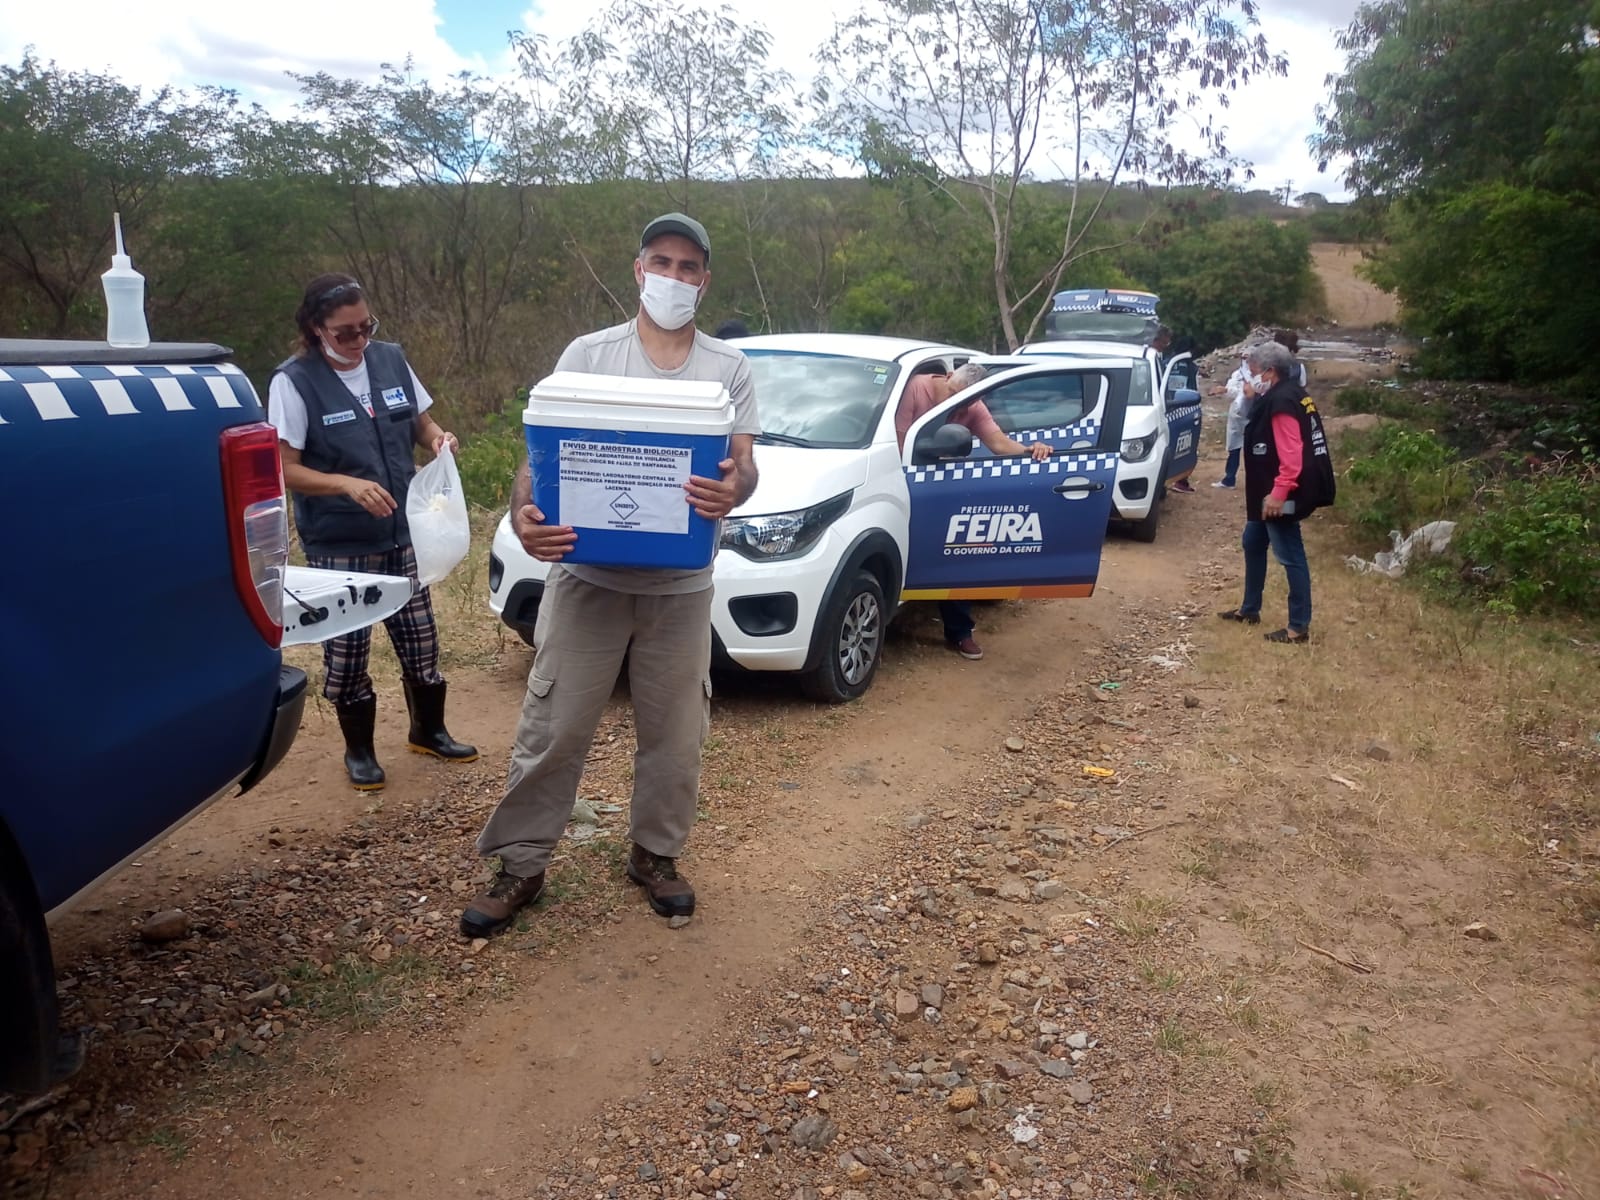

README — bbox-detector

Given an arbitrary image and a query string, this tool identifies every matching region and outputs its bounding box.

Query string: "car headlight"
[1121,436,1154,463]
[720,491,853,561]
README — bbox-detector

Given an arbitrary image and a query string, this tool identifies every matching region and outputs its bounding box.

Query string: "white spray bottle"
[101,212,150,348]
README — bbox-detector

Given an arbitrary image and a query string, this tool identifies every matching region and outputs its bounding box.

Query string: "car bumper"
[497,576,545,638]
[709,531,854,673]
[1112,457,1159,520]
[238,666,307,793]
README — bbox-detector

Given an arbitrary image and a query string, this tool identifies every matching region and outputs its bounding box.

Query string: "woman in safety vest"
[268,274,477,789]
[1216,339,1336,644]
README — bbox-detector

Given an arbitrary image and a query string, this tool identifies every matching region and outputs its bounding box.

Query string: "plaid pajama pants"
[305,545,444,705]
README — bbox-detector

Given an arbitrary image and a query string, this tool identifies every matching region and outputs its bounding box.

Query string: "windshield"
[740,351,902,448]
[1041,310,1158,344]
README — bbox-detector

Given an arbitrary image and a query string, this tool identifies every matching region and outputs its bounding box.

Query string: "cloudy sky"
[1,0,1362,199]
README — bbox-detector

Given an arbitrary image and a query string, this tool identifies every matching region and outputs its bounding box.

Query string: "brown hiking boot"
[459,868,546,938]
[626,845,696,919]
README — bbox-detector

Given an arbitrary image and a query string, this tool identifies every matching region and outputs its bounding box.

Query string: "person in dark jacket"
[267,273,477,789]
[1217,340,1336,644]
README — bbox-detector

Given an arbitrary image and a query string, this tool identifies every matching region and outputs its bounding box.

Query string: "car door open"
[1159,352,1202,482]
[899,361,1131,600]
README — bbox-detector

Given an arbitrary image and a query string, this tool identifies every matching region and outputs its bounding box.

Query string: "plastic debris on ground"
[1146,639,1194,672]
[1009,1109,1041,1145]
[1345,520,1457,579]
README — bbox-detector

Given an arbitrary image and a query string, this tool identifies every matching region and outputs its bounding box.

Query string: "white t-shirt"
[268,358,434,450]
[555,321,760,435]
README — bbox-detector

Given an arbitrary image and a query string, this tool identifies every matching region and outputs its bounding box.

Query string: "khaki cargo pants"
[476,566,713,877]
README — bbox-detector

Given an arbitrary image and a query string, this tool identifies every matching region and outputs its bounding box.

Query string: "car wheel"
[800,571,886,703]
[1126,487,1162,543]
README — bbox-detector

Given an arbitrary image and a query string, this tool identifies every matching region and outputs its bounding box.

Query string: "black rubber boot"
[335,696,386,791]
[404,680,479,761]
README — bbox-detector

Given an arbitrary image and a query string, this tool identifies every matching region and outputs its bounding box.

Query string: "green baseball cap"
[640,212,711,262]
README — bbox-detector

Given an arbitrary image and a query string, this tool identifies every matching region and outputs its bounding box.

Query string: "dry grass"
[1180,535,1600,861]
[1308,242,1400,328]
[1156,524,1600,1197]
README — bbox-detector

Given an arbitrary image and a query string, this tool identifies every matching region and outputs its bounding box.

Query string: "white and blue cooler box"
[523,372,734,570]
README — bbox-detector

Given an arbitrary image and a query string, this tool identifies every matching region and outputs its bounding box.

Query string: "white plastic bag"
[1344,520,1457,579]
[407,444,470,586]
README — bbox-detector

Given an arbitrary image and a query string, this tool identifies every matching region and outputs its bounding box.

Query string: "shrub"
[1340,425,1478,537]
[1334,384,1435,423]
[1124,218,1321,354]
[1455,468,1600,613]
[455,391,527,512]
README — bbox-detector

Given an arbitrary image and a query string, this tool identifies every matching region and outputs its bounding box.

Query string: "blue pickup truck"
[0,339,409,1094]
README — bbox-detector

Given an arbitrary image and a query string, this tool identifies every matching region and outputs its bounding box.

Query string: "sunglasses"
[325,317,380,346]
[315,280,364,307]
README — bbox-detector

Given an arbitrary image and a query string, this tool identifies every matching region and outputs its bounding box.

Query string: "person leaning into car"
[894,362,1054,662]
[461,213,760,939]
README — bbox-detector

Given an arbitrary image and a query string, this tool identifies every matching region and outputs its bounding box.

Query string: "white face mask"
[321,336,360,367]
[638,271,702,331]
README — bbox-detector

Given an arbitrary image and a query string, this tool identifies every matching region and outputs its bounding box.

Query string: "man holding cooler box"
[462,214,760,936]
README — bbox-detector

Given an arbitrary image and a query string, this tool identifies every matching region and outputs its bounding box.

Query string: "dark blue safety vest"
[273,341,419,556]
[1243,379,1336,522]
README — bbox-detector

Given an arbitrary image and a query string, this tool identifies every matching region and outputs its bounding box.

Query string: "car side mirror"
[912,421,976,465]
[1174,388,1200,404]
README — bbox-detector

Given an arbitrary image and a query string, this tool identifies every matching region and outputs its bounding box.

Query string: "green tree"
[1312,0,1598,196]
[1369,184,1600,381]
[816,0,1286,349]
[0,52,223,336]
[1124,217,1318,353]
[1315,0,1600,388]
[1535,0,1600,191]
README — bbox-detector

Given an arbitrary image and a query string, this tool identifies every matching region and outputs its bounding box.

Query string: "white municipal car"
[488,333,1135,701]
[1018,288,1201,543]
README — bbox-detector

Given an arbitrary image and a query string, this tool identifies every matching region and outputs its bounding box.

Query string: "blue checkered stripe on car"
[1010,416,1101,447]
[0,362,255,425]
[1166,403,1201,425]
[909,451,1121,485]
[1051,292,1158,315]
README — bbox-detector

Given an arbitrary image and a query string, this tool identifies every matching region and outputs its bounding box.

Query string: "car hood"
[733,444,869,517]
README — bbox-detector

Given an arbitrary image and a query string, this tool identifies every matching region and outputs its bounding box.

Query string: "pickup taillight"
[220,423,288,648]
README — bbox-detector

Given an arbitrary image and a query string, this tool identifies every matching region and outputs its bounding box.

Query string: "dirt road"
[1309,244,1399,329]
[8,294,1596,1198]
[22,512,1205,1190]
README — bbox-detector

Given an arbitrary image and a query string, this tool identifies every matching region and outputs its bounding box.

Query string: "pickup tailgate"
[282,565,415,646]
